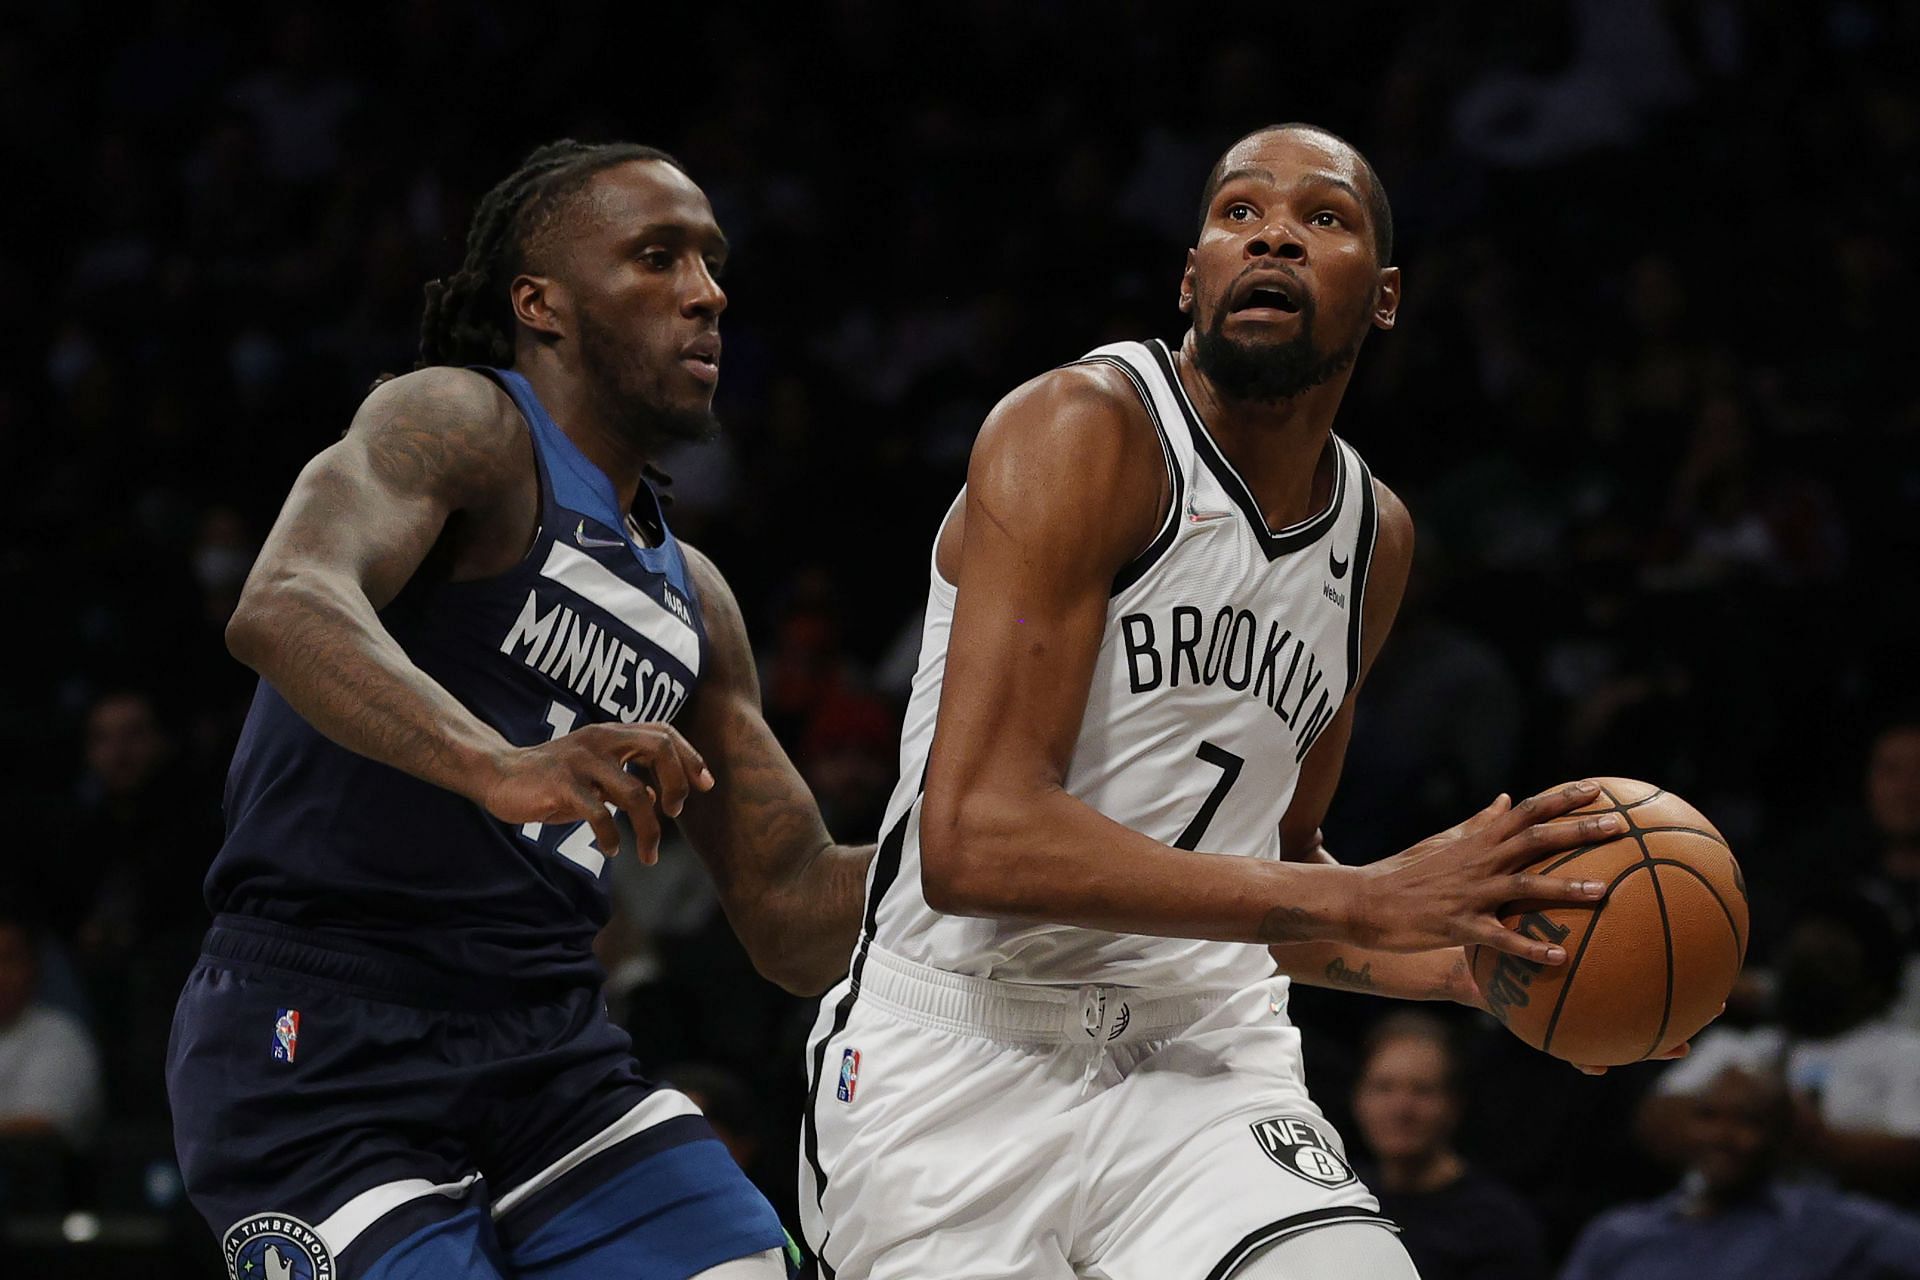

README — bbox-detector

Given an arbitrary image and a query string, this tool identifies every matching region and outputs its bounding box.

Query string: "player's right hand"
[1351,781,1623,964]
[477,722,715,863]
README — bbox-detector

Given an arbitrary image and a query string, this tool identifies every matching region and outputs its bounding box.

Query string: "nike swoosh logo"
[1329,548,1350,578]
[1187,506,1235,524]
[574,519,627,550]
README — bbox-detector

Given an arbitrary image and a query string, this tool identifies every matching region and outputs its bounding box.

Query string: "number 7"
[1173,740,1245,850]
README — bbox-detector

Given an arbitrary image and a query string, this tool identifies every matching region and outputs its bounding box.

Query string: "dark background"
[4,0,1918,1274]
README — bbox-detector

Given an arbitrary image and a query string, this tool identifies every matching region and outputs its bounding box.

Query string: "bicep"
[926,376,1163,808]
[245,369,518,609]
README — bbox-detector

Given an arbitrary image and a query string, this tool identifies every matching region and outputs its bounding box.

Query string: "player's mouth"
[1227,274,1305,322]
[680,334,721,385]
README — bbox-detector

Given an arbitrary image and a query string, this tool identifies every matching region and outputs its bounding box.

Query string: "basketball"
[1469,778,1748,1067]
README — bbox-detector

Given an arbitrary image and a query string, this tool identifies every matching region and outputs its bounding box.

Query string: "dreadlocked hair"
[414,139,687,372]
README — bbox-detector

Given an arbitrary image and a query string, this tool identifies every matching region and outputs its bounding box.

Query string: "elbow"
[919,787,1019,916]
[224,592,275,668]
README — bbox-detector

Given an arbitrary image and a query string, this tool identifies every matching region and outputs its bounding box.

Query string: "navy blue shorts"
[166,915,785,1279]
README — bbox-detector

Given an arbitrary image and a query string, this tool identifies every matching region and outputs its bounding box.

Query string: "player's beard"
[578,310,721,449]
[1192,292,1362,404]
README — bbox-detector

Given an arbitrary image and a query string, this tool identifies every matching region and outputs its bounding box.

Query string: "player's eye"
[639,249,673,270]
[705,257,726,279]
[1225,202,1256,222]
[1310,211,1342,228]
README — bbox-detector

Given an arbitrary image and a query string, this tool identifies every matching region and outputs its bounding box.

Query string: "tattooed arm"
[226,367,708,855]
[675,544,875,996]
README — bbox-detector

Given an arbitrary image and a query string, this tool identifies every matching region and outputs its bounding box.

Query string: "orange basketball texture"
[1467,778,1748,1066]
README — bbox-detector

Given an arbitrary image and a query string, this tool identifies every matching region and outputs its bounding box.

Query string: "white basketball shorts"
[799,945,1399,1280]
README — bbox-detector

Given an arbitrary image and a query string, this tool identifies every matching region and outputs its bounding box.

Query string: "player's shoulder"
[1369,472,1413,563]
[987,358,1150,431]
[356,366,520,439]
[346,366,528,499]
[676,539,729,608]
[970,359,1163,491]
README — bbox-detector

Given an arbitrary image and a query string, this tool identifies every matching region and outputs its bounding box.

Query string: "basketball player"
[166,141,872,1279]
[800,124,1644,1280]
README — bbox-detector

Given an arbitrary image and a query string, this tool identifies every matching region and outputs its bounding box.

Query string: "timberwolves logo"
[224,1213,334,1280]
[1250,1116,1357,1189]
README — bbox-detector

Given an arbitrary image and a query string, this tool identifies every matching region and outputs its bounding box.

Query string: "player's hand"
[1572,1041,1690,1076]
[1571,1002,1724,1075]
[1350,781,1623,962]
[478,722,715,863]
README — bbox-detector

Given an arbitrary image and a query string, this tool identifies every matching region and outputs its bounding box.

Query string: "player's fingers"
[622,802,662,865]
[612,723,712,793]
[579,792,621,856]
[1463,793,1511,831]
[1496,779,1604,837]
[637,737,693,818]
[587,758,654,818]
[1572,1064,1609,1076]
[1471,918,1570,966]
[1503,873,1609,904]
[1504,810,1627,863]
[1648,1041,1691,1062]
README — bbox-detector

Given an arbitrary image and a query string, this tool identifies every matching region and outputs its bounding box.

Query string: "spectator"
[1639,893,1920,1201]
[1564,1065,1920,1280]
[1351,1012,1547,1280]
[0,909,104,1147]
[1857,719,1920,1026]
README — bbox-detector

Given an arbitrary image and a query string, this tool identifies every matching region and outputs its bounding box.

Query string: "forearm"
[1268,841,1481,1004]
[1269,940,1479,1005]
[754,840,875,994]
[925,786,1366,946]
[228,573,507,800]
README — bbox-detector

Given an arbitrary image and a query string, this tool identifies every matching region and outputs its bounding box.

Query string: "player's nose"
[1245,220,1306,263]
[684,266,726,319]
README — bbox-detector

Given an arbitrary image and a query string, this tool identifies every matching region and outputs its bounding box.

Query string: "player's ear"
[511,274,567,341]
[1371,266,1400,332]
[1178,250,1197,316]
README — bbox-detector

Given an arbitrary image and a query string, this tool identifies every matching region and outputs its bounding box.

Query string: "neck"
[515,343,651,511]
[1377,1149,1464,1195]
[1174,331,1350,528]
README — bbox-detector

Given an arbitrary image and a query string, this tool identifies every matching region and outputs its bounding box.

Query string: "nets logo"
[1250,1116,1356,1188]
[836,1048,861,1104]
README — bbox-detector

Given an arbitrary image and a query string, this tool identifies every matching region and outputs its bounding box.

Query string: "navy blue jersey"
[206,368,708,986]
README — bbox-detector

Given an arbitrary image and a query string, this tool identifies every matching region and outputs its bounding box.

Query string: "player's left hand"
[1570,1001,1724,1075]
[1571,1041,1690,1076]
[1458,963,1720,1075]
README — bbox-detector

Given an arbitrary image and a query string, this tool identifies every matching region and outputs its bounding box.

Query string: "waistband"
[856,943,1238,1047]
[200,914,591,1010]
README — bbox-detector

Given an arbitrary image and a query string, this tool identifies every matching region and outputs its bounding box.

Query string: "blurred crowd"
[5,0,1920,1274]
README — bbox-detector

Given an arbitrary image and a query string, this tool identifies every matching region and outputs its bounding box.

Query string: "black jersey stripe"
[1204,1206,1402,1280]
[1073,350,1187,597]
[1146,339,1347,560]
[1344,443,1379,696]
[800,774,924,1260]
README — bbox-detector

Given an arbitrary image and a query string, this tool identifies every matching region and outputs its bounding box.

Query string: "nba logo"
[272,1009,301,1063]
[836,1048,860,1104]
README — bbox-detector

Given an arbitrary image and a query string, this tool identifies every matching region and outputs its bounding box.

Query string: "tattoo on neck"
[1259,905,1314,942]
[1324,956,1377,990]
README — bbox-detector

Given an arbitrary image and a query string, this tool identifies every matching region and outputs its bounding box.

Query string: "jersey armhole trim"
[1344,445,1380,697]
[1072,354,1185,597]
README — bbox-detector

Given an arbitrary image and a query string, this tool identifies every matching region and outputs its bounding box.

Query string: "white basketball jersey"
[866,338,1380,990]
